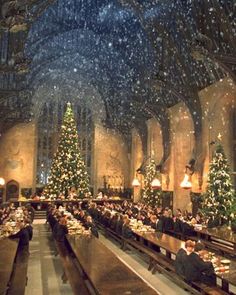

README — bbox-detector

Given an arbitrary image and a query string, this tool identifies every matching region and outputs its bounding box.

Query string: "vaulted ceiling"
[0,0,235,150]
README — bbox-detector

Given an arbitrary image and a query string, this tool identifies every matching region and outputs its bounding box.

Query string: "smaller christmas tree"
[142,159,161,207]
[201,139,235,225]
[43,102,91,199]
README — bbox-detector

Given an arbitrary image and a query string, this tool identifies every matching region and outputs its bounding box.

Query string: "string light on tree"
[43,102,91,199]
[142,159,161,207]
[201,139,235,226]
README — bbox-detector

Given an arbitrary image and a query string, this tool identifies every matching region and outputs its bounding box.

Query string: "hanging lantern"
[151,178,161,189]
[0,177,5,186]
[132,177,140,187]
[180,174,192,189]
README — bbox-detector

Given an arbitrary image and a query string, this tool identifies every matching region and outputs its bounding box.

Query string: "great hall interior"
[0,1,235,295]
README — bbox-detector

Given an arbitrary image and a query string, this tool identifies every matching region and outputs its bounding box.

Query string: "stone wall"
[168,103,195,210]
[0,79,234,204]
[200,78,236,191]
[0,122,37,200]
[93,124,130,193]
[130,78,235,210]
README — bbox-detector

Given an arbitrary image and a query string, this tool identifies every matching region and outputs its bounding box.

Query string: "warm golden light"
[151,178,161,189]
[132,177,141,187]
[180,174,192,189]
[0,177,5,186]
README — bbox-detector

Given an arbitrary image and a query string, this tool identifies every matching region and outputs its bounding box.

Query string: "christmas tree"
[201,141,235,225]
[142,159,161,207]
[43,102,91,199]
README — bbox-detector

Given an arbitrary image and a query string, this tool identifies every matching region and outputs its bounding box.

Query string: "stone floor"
[25,221,188,295]
[25,220,73,295]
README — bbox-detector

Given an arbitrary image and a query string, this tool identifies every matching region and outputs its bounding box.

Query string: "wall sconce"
[180,174,192,189]
[180,159,195,189]
[0,177,5,186]
[151,178,161,189]
[132,174,141,187]
[136,159,162,189]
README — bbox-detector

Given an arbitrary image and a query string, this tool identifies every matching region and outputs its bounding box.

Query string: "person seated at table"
[73,208,80,220]
[110,213,119,231]
[149,214,158,230]
[24,217,33,241]
[182,220,195,237]
[77,210,87,224]
[103,210,112,227]
[47,208,57,230]
[174,240,195,277]
[10,221,30,251]
[173,215,183,234]
[162,209,174,233]
[143,211,152,225]
[25,204,35,222]
[155,207,163,219]
[87,202,98,220]
[115,214,124,235]
[84,215,99,238]
[122,218,133,239]
[185,242,216,286]
[206,216,220,228]
[53,216,68,243]
[195,212,203,224]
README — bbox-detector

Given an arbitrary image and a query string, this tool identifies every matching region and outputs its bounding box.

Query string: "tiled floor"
[25,221,188,295]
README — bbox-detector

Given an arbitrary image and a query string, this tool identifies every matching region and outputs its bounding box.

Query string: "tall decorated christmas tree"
[142,159,161,207]
[43,102,91,199]
[201,139,235,225]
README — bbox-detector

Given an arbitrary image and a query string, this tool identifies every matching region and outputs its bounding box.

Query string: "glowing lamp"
[132,177,140,187]
[180,174,192,189]
[0,177,5,186]
[151,178,161,189]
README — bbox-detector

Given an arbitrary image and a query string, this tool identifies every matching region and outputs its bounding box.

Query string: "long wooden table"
[67,234,159,295]
[194,226,236,252]
[133,231,236,294]
[0,238,19,295]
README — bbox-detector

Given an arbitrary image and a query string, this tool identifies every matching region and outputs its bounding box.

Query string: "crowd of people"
[85,200,204,238]
[1,199,217,288]
[0,203,34,250]
[46,203,99,243]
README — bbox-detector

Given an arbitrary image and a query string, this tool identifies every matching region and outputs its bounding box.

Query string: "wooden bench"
[55,241,90,295]
[104,226,122,245]
[0,238,19,295]
[7,246,29,295]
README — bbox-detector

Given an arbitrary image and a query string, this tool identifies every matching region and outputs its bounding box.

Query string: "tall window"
[36,101,93,186]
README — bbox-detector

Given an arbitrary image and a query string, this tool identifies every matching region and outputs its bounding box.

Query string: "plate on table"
[221,259,231,264]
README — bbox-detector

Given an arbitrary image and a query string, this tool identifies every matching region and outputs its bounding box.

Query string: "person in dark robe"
[185,243,216,286]
[122,218,133,239]
[10,221,30,250]
[84,215,99,238]
[53,216,68,243]
[174,240,195,277]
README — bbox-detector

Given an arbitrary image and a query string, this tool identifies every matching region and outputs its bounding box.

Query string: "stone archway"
[6,180,19,201]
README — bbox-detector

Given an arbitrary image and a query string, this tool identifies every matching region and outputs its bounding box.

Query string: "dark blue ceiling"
[23,0,232,135]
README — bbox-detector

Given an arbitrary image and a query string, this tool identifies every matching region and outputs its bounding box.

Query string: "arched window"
[36,101,94,186]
